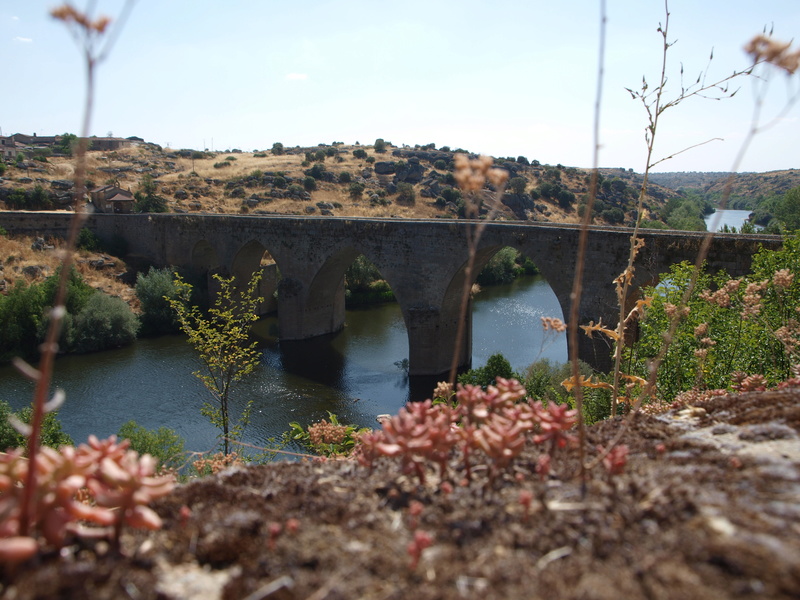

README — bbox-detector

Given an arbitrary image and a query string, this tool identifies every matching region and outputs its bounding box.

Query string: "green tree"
[68,292,139,353]
[349,181,365,200]
[458,353,518,388]
[775,186,800,231]
[135,267,180,336]
[167,271,263,455]
[56,133,79,156]
[271,142,284,155]
[353,148,368,160]
[396,182,415,205]
[134,175,168,213]
[117,421,186,471]
[374,138,387,153]
[509,177,527,195]
[0,400,73,451]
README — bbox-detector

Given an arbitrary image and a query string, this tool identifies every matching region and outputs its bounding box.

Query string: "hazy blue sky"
[2,1,799,172]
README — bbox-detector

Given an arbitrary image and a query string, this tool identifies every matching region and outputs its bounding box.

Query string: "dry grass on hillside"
[0,234,136,307]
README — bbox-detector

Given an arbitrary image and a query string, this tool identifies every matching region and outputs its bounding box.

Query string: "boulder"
[374,161,396,175]
[304,206,317,214]
[174,188,189,200]
[21,265,45,279]
[51,179,74,191]
[394,159,425,184]
[501,193,535,219]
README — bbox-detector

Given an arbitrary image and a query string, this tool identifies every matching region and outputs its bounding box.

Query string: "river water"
[0,275,566,454]
[704,209,754,232]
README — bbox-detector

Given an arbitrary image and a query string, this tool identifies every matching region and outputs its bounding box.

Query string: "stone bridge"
[1,212,782,376]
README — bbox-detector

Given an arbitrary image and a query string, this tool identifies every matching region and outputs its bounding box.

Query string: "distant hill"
[0,142,684,227]
[648,170,800,209]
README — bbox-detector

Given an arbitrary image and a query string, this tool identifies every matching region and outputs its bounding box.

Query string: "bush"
[305,163,326,179]
[69,293,139,353]
[136,267,180,336]
[477,247,520,286]
[0,280,46,361]
[458,353,518,388]
[396,182,415,205]
[0,162,6,177]
[303,176,317,191]
[117,420,185,471]
[338,171,352,184]
[76,227,100,252]
[433,159,447,170]
[557,189,576,209]
[213,162,232,169]
[509,177,527,195]
[271,142,284,155]
[0,400,73,451]
[225,156,237,162]
[273,176,287,189]
[374,138,387,153]
[253,152,267,158]
[352,148,368,160]
[440,186,461,204]
[349,181,365,200]
[629,235,800,402]
[288,183,304,197]
[517,156,530,165]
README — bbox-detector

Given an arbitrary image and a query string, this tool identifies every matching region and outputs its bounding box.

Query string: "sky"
[2,0,799,173]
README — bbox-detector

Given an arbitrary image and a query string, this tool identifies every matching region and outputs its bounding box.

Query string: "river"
[704,208,755,232]
[0,275,566,454]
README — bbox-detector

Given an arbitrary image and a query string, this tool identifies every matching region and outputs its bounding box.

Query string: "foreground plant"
[168,271,263,455]
[0,435,174,562]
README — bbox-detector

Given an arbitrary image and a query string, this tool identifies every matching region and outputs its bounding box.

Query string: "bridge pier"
[277,277,347,340]
[404,302,472,377]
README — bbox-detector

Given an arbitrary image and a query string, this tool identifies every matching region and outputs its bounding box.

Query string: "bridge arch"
[231,240,281,315]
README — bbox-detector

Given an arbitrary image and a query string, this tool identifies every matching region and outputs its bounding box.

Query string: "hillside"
[648,170,800,208]
[0,141,681,227]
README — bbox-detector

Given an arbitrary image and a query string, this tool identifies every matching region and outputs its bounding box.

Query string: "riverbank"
[4,387,799,599]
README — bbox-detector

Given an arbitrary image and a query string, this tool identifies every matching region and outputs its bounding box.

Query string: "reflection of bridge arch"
[6,212,780,376]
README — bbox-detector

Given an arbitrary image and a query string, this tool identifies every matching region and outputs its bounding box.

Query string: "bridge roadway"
[1,212,783,376]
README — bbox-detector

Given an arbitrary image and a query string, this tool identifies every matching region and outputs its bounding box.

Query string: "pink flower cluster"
[0,435,175,562]
[356,378,579,486]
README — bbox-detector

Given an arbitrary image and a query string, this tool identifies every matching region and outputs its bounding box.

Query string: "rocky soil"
[2,389,799,600]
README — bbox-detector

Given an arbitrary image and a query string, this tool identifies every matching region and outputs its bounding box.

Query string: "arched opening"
[452,245,568,380]
[278,250,410,409]
[231,240,281,316]
[189,240,221,306]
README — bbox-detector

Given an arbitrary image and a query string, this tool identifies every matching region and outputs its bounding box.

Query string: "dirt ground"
[2,389,799,600]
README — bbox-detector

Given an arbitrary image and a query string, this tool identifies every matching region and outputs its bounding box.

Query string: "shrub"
[0,280,46,361]
[0,162,6,176]
[353,148,368,160]
[601,207,625,223]
[365,156,375,164]
[517,156,530,165]
[303,176,317,191]
[458,353,518,388]
[433,159,447,170]
[338,171,352,184]
[0,400,73,451]
[396,182,415,205]
[288,183,304,197]
[273,175,287,189]
[557,189,576,209]
[271,142,284,155]
[374,138,387,153]
[69,293,139,353]
[629,235,800,401]
[349,181,365,200]
[117,421,185,471]
[76,227,100,252]
[305,163,326,179]
[440,186,461,204]
[477,247,521,286]
[224,156,237,162]
[213,162,231,169]
[253,152,267,158]
[135,267,180,336]
[509,177,527,195]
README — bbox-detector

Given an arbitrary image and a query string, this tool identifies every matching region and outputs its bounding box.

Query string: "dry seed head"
[745,34,800,74]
